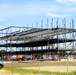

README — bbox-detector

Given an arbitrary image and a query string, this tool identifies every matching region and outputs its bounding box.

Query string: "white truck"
[0,61,4,69]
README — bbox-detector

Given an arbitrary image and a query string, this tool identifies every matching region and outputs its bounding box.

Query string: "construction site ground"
[0,61,76,75]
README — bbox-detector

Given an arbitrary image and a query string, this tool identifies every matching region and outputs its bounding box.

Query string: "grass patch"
[4,66,76,75]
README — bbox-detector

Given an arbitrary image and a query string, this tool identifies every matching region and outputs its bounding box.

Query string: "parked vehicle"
[0,61,4,70]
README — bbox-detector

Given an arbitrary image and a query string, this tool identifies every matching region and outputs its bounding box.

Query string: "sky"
[0,0,76,29]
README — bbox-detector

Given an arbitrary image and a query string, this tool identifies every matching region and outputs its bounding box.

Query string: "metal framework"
[0,18,76,55]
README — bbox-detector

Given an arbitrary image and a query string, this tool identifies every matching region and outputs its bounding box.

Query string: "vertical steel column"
[51,19,53,29]
[56,17,59,60]
[64,18,68,75]
[41,20,43,51]
[47,18,50,54]
[70,22,72,47]
[64,18,66,56]
[6,29,8,52]
[51,19,53,51]
[62,19,65,49]
[72,19,75,60]
[31,22,33,51]
[9,27,13,75]
[36,22,38,50]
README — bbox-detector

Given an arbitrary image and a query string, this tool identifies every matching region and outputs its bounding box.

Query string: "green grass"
[4,67,76,75]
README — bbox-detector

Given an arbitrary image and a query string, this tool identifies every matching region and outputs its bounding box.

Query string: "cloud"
[64,7,76,13]
[47,13,71,17]
[71,7,76,11]
[56,0,76,3]
[55,0,76,14]
[0,18,5,21]
[0,3,74,20]
[0,3,61,19]
[0,3,46,18]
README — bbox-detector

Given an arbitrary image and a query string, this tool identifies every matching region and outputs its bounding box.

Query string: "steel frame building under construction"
[0,18,76,60]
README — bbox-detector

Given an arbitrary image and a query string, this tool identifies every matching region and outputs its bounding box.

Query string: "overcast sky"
[0,0,76,29]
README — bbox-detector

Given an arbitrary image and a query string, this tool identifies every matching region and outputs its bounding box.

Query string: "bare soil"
[0,69,33,75]
[0,61,76,75]
[4,61,76,67]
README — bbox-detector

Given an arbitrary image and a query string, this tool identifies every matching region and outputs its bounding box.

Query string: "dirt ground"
[0,61,76,75]
[4,61,76,67]
[0,69,19,75]
[0,69,33,75]
[24,66,76,72]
